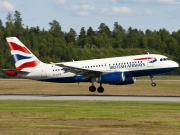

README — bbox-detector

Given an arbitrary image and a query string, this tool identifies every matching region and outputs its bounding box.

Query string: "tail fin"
[6,37,41,71]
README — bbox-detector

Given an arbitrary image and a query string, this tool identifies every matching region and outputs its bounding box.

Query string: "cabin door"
[41,66,46,77]
[147,58,154,67]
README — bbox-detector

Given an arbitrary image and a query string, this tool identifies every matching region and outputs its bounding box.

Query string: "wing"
[55,63,104,78]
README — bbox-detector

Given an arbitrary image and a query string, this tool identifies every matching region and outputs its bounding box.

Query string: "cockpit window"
[160,58,170,61]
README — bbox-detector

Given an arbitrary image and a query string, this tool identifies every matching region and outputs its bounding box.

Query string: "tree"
[112,22,125,37]
[65,28,77,45]
[6,12,13,29]
[123,27,140,48]
[98,23,111,37]
[112,22,125,48]
[49,20,63,38]
[6,12,13,23]
[14,10,23,25]
[78,27,86,48]
[87,27,95,36]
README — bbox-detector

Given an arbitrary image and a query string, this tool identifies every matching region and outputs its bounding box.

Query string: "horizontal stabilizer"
[2,69,30,77]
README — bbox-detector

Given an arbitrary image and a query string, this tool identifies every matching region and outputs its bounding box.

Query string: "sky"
[0,0,180,33]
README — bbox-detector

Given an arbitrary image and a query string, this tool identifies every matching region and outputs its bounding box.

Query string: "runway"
[0,94,180,102]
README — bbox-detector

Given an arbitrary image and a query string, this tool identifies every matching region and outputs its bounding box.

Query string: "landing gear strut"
[89,77,96,92]
[150,75,156,87]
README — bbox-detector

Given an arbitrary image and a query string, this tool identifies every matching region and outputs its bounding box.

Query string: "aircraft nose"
[171,61,179,68]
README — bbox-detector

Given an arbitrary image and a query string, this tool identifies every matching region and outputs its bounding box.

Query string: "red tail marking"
[15,59,40,71]
[8,42,31,54]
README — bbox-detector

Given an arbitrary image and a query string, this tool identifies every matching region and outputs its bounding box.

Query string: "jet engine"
[96,72,125,84]
[114,77,136,85]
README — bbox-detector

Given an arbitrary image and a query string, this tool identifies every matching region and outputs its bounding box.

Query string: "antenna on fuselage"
[147,52,149,55]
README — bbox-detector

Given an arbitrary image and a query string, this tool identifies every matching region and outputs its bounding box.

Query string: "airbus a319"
[4,37,179,93]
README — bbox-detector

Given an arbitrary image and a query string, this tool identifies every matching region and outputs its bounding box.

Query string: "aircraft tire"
[89,85,96,92]
[97,86,104,93]
[151,82,156,87]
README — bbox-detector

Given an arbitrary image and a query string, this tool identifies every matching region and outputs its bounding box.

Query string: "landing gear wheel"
[150,75,156,87]
[151,82,156,87]
[89,85,96,92]
[97,86,104,93]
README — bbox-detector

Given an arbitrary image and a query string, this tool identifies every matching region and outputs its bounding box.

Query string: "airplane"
[4,37,179,93]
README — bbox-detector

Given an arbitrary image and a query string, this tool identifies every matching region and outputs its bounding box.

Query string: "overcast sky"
[0,0,180,33]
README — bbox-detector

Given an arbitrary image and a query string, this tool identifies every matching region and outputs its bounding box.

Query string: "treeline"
[0,11,180,74]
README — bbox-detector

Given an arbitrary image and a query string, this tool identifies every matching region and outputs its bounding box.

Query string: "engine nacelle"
[96,72,125,84]
[114,77,136,85]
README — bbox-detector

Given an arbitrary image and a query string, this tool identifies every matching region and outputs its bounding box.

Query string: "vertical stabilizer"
[6,37,42,70]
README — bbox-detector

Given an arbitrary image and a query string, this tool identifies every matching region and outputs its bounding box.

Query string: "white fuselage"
[21,54,178,82]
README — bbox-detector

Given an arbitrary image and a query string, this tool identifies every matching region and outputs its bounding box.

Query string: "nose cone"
[171,61,179,69]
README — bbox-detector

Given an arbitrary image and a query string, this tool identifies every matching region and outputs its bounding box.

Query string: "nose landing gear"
[150,75,156,87]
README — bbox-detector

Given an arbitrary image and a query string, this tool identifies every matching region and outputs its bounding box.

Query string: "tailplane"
[6,37,42,71]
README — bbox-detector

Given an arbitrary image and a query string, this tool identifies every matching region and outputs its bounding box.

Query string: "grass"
[0,77,180,134]
[0,77,180,95]
[0,101,179,135]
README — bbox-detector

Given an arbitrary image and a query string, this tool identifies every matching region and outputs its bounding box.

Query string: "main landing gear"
[150,75,156,87]
[89,80,104,93]
[89,85,96,92]
[89,84,104,93]
[89,85,104,93]
[97,83,104,93]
